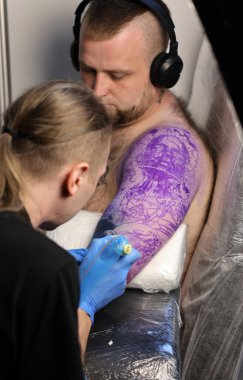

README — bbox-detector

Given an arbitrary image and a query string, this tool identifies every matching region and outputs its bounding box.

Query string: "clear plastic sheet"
[85,289,182,380]
[181,44,243,380]
[181,241,243,380]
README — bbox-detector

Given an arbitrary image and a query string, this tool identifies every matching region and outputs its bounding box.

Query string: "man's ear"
[66,162,90,196]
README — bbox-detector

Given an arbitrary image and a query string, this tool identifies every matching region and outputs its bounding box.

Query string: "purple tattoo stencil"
[94,126,199,281]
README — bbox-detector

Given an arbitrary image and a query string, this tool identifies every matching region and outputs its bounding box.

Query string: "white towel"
[127,224,188,293]
[47,211,187,293]
[46,210,102,249]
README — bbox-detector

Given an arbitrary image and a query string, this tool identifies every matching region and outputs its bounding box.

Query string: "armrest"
[85,288,182,380]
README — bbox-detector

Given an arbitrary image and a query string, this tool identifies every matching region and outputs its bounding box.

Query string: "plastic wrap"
[181,37,243,380]
[85,288,182,380]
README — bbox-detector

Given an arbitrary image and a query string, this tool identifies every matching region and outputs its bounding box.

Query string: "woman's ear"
[66,162,90,196]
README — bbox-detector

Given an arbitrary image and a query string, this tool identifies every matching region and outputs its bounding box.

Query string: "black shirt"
[0,211,85,379]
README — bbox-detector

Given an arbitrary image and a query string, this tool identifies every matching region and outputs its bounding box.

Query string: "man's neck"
[111,90,172,148]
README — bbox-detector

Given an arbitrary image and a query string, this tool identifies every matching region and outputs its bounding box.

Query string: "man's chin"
[102,103,145,128]
[113,108,141,128]
[102,103,117,117]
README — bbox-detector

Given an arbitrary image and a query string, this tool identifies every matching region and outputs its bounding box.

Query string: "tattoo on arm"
[94,126,199,280]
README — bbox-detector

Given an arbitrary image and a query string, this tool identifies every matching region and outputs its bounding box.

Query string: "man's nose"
[93,73,109,97]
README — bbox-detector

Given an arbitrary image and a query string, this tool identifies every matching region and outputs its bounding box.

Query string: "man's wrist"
[79,305,94,323]
[79,298,96,323]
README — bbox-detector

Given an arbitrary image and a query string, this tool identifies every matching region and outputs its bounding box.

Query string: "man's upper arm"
[94,126,199,280]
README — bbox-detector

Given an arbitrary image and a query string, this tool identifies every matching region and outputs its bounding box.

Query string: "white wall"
[6,0,81,100]
[165,0,204,102]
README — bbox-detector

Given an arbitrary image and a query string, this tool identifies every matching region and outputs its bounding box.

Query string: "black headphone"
[70,0,183,88]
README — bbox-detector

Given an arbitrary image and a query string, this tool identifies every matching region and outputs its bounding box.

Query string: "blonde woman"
[0,80,140,379]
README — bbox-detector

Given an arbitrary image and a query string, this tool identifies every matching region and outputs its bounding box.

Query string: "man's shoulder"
[130,124,197,153]
[144,124,194,137]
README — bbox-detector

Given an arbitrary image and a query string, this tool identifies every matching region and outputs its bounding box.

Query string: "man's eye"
[110,73,124,81]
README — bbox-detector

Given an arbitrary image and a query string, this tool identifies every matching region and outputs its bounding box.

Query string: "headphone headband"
[73,0,90,42]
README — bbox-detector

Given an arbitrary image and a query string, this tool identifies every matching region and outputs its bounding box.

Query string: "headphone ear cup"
[150,52,183,88]
[70,40,80,72]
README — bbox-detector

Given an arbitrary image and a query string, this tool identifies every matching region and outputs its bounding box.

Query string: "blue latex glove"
[78,235,140,322]
[68,248,87,264]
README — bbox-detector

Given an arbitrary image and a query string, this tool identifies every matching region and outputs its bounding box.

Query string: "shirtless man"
[70,0,214,282]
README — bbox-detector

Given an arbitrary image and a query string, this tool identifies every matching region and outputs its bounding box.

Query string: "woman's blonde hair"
[0,80,111,211]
